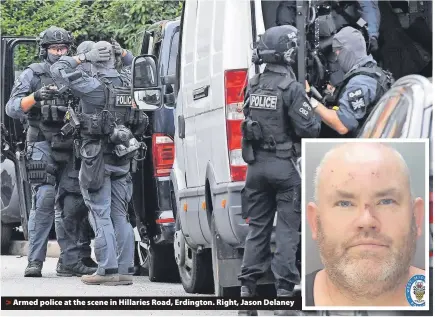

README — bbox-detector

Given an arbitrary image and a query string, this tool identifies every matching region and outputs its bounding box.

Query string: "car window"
[359,89,410,138]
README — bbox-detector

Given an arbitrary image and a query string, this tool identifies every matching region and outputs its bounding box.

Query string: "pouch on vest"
[51,133,74,163]
[275,142,293,159]
[79,139,105,192]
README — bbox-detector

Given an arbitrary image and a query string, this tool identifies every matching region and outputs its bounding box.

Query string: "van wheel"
[1,223,13,255]
[135,241,149,276]
[211,216,239,296]
[148,241,180,282]
[174,214,213,294]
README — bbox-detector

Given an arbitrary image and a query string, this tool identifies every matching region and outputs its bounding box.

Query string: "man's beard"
[316,216,417,300]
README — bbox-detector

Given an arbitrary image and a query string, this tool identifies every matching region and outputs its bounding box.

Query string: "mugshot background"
[303,141,427,275]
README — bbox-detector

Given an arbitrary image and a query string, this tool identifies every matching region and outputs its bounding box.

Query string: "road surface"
[1,255,275,316]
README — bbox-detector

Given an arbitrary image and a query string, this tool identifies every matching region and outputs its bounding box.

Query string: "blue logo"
[406,274,426,306]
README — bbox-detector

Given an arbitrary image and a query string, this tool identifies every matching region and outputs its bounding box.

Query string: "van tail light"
[152,133,174,177]
[225,69,248,182]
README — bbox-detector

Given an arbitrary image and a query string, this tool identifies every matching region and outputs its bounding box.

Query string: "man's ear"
[307,202,319,240]
[412,197,425,237]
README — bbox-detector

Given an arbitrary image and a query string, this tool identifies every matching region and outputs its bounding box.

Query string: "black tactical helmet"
[37,26,74,47]
[253,25,299,65]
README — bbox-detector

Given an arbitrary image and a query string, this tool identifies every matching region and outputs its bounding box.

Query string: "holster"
[79,139,106,192]
[242,138,255,164]
[51,133,74,163]
[17,151,28,182]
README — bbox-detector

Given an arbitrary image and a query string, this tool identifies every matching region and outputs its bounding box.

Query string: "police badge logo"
[406,274,426,306]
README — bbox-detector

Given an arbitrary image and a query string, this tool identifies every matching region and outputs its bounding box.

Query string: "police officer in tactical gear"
[5,26,96,277]
[54,39,137,276]
[276,0,380,86]
[307,26,393,137]
[54,40,97,276]
[238,25,320,316]
[51,41,147,286]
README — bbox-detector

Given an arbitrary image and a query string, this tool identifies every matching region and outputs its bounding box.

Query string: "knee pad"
[36,185,56,210]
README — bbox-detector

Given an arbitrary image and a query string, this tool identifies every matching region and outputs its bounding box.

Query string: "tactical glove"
[369,37,379,54]
[112,40,124,57]
[84,46,111,63]
[33,85,59,102]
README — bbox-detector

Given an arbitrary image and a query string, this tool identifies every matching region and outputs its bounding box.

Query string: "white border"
[301,138,430,311]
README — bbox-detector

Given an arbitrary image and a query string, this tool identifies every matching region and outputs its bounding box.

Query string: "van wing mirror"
[131,54,163,111]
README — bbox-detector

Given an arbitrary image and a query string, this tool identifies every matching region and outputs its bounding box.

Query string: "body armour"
[79,74,147,138]
[244,72,295,159]
[335,63,394,127]
[27,62,71,142]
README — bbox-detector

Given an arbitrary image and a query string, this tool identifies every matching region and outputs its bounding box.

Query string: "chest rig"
[334,63,394,132]
[243,72,295,159]
[27,62,71,142]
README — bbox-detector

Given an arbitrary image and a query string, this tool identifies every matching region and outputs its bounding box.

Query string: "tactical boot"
[119,274,134,285]
[81,273,124,286]
[81,257,98,268]
[238,285,258,316]
[274,289,303,316]
[57,260,97,277]
[24,261,43,277]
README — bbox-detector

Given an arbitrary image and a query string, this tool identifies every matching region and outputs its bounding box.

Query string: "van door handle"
[193,85,209,101]
[178,115,185,139]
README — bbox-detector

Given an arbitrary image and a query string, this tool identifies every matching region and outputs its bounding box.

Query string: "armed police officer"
[238,25,320,316]
[51,41,148,286]
[307,26,393,137]
[54,39,137,277]
[54,40,97,277]
[277,0,380,86]
[5,26,96,278]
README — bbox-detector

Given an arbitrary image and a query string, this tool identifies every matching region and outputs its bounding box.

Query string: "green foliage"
[1,0,182,55]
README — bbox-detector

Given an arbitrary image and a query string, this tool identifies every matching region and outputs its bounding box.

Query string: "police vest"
[245,72,294,158]
[79,74,146,141]
[27,62,71,142]
[335,64,394,125]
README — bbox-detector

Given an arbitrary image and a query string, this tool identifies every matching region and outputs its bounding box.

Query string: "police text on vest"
[250,94,278,110]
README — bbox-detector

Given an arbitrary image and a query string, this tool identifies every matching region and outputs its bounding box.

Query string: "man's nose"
[354,204,380,231]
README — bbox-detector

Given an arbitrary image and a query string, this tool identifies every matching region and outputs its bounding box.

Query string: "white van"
[170,0,279,296]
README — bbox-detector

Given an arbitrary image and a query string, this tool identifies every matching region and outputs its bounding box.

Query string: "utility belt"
[79,109,148,137]
[241,118,296,162]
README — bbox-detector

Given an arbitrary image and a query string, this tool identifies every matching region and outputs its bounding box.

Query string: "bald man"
[306,142,425,307]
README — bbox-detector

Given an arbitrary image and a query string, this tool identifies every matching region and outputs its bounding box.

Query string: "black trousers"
[238,151,301,292]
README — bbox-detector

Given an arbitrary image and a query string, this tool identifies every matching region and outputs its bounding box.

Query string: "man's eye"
[378,199,395,205]
[336,201,352,207]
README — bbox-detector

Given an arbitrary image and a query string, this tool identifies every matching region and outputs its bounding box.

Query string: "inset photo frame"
[301,139,430,312]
